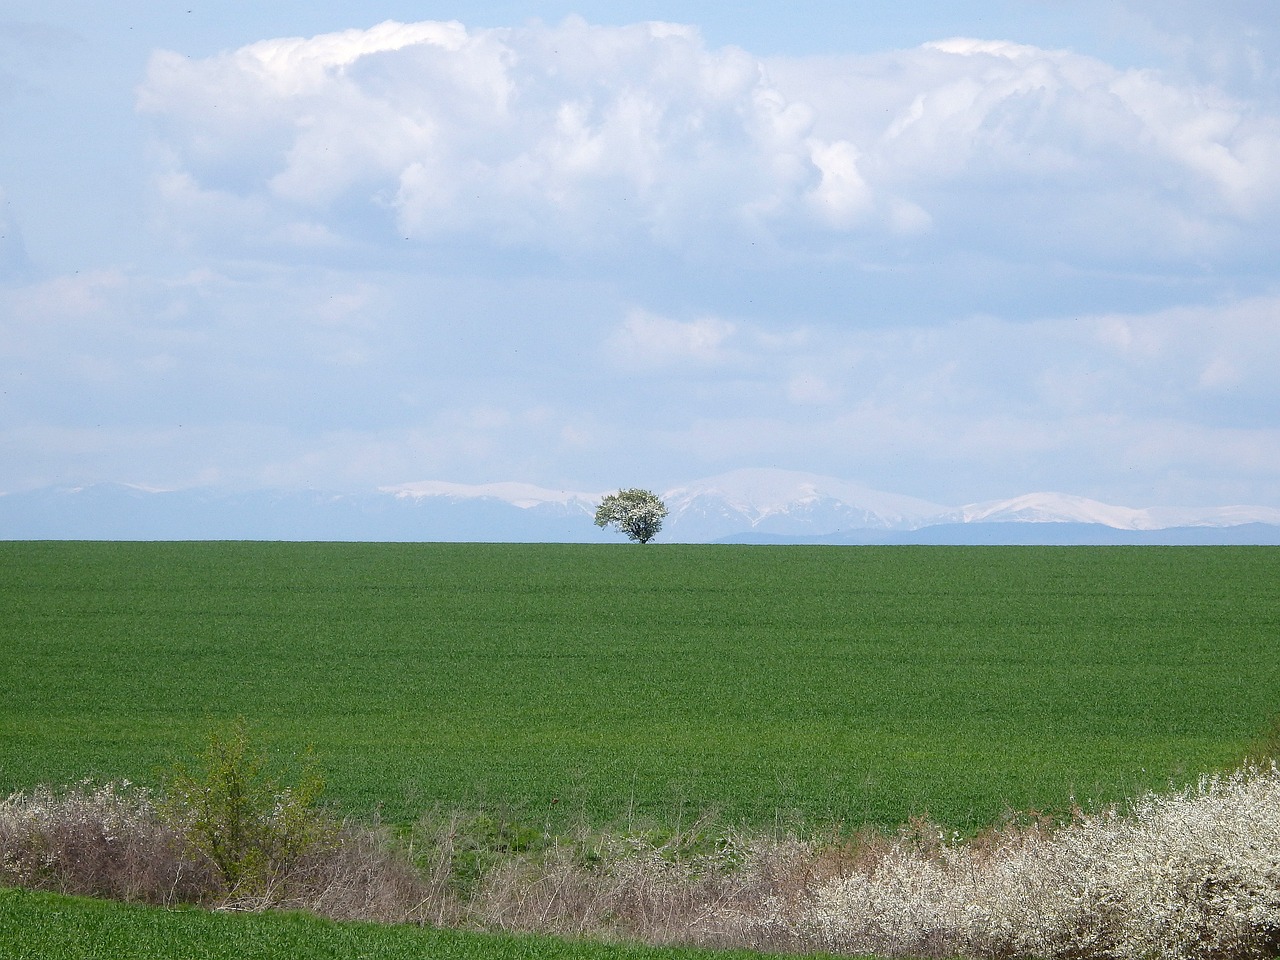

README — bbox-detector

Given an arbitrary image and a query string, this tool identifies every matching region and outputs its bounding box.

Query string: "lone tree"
[594,488,668,544]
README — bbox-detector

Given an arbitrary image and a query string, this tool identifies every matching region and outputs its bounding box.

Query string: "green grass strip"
[0,888,838,960]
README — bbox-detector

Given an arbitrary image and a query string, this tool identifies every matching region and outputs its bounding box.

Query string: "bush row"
[3,727,1279,959]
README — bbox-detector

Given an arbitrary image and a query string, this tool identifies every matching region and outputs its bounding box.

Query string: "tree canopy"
[594,488,668,543]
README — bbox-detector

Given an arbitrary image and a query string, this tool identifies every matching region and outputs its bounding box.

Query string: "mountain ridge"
[4,469,1279,543]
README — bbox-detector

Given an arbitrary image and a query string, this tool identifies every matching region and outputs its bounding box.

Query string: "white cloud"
[1198,357,1240,390]
[606,309,736,367]
[805,139,875,228]
[1085,296,1280,422]
[786,373,842,405]
[770,37,1280,257]
[4,255,1277,504]
[137,17,1280,268]
[10,11,1280,510]
[139,18,824,255]
[1100,1,1280,97]
[590,295,1280,504]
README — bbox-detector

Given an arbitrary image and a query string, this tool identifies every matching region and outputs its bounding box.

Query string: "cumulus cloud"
[593,295,1280,504]
[1084,295,1280,424]
[1102,0,1280,98]
[770,37,1280,257]
[606,309,737,367]
[138,18,824,256]
[137,16,1280,268]
[4,253,1277,503]
[618,293,1280,435]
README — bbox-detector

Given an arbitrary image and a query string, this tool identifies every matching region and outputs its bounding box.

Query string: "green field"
[0,888,821,960]
[2,542,1277,833]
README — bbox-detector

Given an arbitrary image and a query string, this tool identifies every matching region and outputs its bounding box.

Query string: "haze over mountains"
[4,469,1279,544]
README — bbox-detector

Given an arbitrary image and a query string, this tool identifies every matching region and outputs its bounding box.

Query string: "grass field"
[2,542,1277,833]
[0,888,823,960]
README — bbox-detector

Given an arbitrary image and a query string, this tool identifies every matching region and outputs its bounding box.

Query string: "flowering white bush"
[5,764,1280,959]
[0,780,205,902]
[765,763,1280,960]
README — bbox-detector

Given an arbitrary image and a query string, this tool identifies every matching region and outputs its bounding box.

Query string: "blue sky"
[2,1,1278,507]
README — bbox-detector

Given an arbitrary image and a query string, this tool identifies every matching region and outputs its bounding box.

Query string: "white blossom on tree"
[594,488,668,544]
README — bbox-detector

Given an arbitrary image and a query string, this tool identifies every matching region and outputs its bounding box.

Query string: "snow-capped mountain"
[660,469,948,541]
[958,492,1280,531]
[3,470,1279,543]
[382,479,602,512]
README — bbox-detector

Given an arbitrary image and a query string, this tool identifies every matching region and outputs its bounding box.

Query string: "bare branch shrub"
[213,820,459,925]
[6,762,1280,960]
[469,814,856,948]
[0,780,211,904]
[0,780,459,925]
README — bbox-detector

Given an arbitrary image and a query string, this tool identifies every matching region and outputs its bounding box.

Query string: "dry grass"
[0,780,452,924]
[0,781,210,904]
[5,766,1280,960]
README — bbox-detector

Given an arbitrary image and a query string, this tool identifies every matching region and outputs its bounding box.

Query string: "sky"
[2,1,1279,508]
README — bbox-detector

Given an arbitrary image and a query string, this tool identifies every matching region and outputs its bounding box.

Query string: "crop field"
[1,542,1278,834]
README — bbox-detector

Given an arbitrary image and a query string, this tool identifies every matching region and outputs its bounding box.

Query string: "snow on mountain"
[381,479,601,511]
[1142,504,1280,529]
[4,472,1280,542]
[382,473,1280,536]
[374,469,950,541]
[661,468,948,540]
[959,492,1280,530]
[960,493,1153,528]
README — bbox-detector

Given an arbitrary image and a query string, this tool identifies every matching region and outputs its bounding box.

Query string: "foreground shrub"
[749,763,1280,960]
[0,722,452,924]
[442,764,1280,959]
[0,778,448,923]
[5,760,1280,960]
[161,719,335,898]
[473,813,753,943]
[0,780,210,903]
